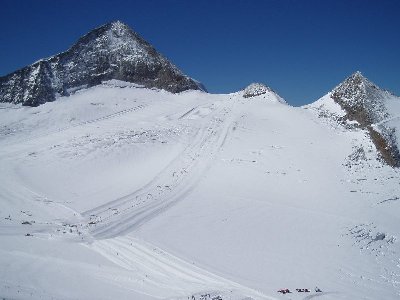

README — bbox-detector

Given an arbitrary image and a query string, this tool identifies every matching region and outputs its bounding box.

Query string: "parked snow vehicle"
[278,289,291,294]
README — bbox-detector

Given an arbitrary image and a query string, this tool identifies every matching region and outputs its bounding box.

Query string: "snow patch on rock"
[242,83,287,104]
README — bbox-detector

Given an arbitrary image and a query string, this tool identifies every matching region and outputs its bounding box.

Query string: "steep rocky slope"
[0,21,205,106]
[309,71,400,167]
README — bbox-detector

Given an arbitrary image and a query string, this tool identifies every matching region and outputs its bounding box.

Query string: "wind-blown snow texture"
[0,21,204,106]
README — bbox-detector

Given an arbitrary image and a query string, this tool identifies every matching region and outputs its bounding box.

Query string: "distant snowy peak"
[0,20,205,106]
[314,71,400,167]
[242,83,287,104]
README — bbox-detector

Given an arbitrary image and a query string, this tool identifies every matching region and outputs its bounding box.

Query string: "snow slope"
[0,82,399,300]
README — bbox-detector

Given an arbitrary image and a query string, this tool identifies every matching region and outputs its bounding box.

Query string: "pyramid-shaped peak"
[331,71,391,125]
[73,20,140,48]
[332,71,381,100]
[345,71,372,86]
[351,70,365,79]
[109,20,129,28]
[0,21,205,106]
[329,71,400,167]
[79,20,137,43]
[102,20,133,35]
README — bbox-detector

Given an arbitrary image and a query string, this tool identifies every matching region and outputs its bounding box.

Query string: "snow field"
[0,82,399,299]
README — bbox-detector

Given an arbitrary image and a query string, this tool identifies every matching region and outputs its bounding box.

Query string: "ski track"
[302,292,337,299]
[0,95,279,300]
[83,98,236,239]
[91,235,277,300]
[1,103,147,147]
[2,92,382,300]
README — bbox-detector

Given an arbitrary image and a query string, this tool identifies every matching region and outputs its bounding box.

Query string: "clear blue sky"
[1,0,399,105]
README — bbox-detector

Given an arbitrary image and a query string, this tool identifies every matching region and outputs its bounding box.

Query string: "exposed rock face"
[243,83,272,98]
[242,83,287,104]
[331,71,400,167]
[0,21,205,106]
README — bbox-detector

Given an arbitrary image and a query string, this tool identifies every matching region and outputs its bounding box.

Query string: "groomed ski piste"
[0,80,399,299]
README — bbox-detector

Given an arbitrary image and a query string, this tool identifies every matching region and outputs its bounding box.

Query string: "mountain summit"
[331,71,392,125]
[329,72,400,167]
[0,21,205,106]
[242,83,287,104]
[242,83,273,98]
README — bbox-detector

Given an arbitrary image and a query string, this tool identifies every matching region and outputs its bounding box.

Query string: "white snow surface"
[1,82,400,300]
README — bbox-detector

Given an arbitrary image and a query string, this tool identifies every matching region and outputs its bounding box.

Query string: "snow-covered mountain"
[1,22,400,299]
[0,21,204,106]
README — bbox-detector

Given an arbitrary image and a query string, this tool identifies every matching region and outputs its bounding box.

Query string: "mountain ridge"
[1,22,399,168]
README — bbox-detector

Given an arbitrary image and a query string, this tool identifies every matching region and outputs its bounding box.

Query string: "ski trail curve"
[82,99,236,239]
[90,236,277,300]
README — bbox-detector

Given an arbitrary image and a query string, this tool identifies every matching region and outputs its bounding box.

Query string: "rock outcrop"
[331,71,400,167]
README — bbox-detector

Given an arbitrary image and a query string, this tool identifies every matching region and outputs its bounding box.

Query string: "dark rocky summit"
[0,21,205,106]
[242,83,287,104]
[243,83,273,98]
[331,71,400,167]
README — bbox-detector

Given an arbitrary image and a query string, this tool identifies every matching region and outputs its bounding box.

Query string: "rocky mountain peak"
[331,72,390,125]
[242,82,287,104]
[349,70,366,81]
[330,72,400,167]
[107,20,131,34]
[0,21,205,107]
[243,83,272,98]
[332,71,373,99]
[78,20,141,46]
